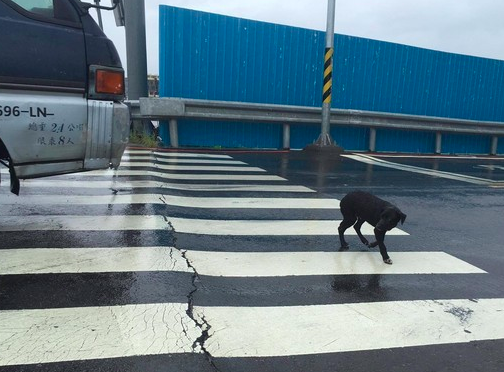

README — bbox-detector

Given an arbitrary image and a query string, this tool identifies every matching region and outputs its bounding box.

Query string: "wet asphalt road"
[1,149,504,372]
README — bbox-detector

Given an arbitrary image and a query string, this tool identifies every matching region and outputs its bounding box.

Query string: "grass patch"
[129,131,158,148]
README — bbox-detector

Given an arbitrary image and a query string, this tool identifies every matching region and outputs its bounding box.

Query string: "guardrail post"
[490,136,498,155]
[283,124,290,149]
[169,119,179,148]
[435,132,442,154]
[369,128,376,152]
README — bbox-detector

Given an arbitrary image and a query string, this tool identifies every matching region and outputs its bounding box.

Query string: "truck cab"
[0,0,129,194]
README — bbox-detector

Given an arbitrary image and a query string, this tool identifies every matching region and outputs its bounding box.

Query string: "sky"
[92,0,504,75]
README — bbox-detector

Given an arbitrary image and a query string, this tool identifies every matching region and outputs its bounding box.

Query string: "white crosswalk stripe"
[0,247,192,275]
[0,303,200,366]
[3,298,502,365]
[0,193,338,208]
[184,250,486,276]
[125,149,232,158]
[166,217,408,236]
[0,149,497,369]
[77,168,287,181]
[1,249,483,276]
[124,155,248,165]
[193,298,504,357]
[0,215,407,235]
[3,179,314,192]
[120,161,267,172]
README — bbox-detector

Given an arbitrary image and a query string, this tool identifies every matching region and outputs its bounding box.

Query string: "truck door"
[0,0,88,169]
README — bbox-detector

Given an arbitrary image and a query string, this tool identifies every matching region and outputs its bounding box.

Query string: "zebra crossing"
[0,148,501,370]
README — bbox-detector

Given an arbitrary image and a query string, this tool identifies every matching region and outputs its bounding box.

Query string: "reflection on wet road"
[1,149,504,372]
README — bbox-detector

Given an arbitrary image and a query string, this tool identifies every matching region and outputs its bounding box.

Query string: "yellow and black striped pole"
[319,0,336,146]
[312,0,342,151]
[323,47,333,106]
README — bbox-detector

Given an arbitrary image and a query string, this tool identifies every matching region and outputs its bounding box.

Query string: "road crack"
[161,213,220,371]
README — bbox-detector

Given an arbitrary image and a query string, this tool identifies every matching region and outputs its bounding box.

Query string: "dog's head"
[376,206,407,231]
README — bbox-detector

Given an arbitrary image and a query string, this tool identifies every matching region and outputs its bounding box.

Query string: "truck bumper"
[84,100,130,170]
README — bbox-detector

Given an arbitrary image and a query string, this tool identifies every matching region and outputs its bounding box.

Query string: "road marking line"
[476,165,504,171]
[0,194,338,209]
[0,249,482,276]
[120,162,266,172]
[0,247,192,275]
[3,298,501,365]
[0,303,200,366]
[123,155,248,165]
[194,298,504,357]
[74,169,287,181]
[343,154,494,185]
[0,215,169,231]
[0,215,408,235]
[167,217,408,236]
[3,298,502,365]
[1,180,314,192]
[125,149,232,159]
[374,154,504,160]
[185,251,485,276]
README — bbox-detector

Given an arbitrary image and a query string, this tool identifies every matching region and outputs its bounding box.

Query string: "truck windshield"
[9,0,54,17]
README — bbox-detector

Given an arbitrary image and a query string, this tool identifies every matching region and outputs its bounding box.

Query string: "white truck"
[0,0,129,194]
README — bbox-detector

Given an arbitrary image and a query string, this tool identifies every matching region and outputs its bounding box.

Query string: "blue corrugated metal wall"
[159,5,504,153]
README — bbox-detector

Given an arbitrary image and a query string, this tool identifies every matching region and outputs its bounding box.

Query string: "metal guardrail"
[128,98,504,154]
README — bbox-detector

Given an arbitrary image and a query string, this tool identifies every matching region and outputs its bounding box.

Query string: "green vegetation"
[129,131,158,148]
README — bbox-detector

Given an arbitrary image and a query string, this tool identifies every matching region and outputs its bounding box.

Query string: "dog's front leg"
[372,228,392,264]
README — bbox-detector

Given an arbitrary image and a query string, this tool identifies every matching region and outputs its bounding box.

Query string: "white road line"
[2,180,314,192]
[477,165,504,171]
[374,154,503,160]
[74,169,287,181]
[0,215,408,235]
[343,154,494,185]
[0,303,200,366]
[0,247,192,275]
[168,217,408,236]
[194,298,504,357]
[123,155,247,165]
[0,249,483,276]
[0,194,338,209]
[0,215,169,231]
[158,195,339,209]
[120,161,266,172]
[186,251,486,276]
[3,298,502,365]
[3,299,503,365]
[125,149,232,159]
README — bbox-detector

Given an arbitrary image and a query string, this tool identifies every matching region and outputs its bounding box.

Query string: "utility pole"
[320,0,336,145]
[123,0,149,133]
[305,0,343,153]
[93,0,103,29]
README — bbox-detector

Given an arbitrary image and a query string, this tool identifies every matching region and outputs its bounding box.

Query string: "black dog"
[338,191,406,265]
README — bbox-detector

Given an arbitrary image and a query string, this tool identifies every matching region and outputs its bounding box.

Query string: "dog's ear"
[400,212,407,225]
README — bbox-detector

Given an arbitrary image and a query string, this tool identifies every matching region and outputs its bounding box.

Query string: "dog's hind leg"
[338,217,356,251]
[353,218,370,246]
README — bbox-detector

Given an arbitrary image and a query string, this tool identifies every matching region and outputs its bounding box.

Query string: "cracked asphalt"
[1,149,504,372]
